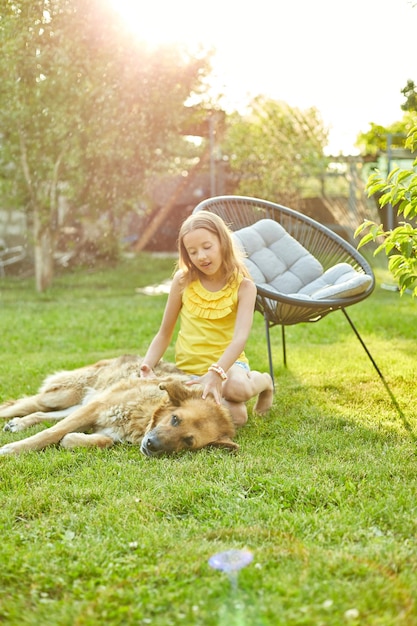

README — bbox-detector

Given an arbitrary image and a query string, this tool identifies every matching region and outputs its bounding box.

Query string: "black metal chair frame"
[192,196,400,411]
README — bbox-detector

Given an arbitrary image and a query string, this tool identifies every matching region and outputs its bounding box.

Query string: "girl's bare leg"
[252,372,275,414]
[222,399,248,427]
[222,365,274,425]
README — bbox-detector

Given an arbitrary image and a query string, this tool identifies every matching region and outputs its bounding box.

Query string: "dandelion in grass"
[208,549,253,590]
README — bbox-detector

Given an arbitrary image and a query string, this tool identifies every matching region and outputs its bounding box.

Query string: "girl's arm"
[216,277,257,372]
[140,271,183,377]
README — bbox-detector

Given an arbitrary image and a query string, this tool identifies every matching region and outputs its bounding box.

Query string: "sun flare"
[106,0,417,154]
[106,0,255,113]
[108,0,207,47]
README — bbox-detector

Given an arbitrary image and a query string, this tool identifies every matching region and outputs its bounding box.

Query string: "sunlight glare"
[108,0,207,47]
[106,0,417,154]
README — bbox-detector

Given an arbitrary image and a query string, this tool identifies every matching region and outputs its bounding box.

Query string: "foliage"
[0,0,211,290]
[355,121,417,296]
[356,76,417,155]
[222,97,329,202]
[0,257,416,624]
[355,114,416,155]
[401,79,417,112]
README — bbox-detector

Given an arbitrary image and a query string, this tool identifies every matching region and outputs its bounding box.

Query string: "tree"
[221,97,329,203]
[0,0,210,290]
[401,79,417,112]
[355,121,417,296]
[356,75,417,156]
[355,116,415,155]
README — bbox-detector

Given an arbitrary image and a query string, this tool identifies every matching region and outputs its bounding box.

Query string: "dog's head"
[140,380,238,457]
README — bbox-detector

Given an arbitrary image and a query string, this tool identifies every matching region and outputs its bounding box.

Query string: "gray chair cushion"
[233,219,372,300]
[294,263,373,300]
[233,219,323,294]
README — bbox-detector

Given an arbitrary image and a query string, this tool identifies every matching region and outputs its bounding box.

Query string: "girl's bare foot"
[253,374,274,414]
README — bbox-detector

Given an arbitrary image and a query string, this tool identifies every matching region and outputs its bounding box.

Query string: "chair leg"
[264,317,275,388]
[341,309,408,426]
[281,325,287,367]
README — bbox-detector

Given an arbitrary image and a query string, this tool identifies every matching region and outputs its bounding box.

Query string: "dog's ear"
[210,437,239,451]
[159,381,193,406]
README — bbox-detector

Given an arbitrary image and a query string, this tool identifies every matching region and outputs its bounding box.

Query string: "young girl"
[140,212,274,426]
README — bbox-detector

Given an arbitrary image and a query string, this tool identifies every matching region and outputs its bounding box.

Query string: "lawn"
[0,254,416,626]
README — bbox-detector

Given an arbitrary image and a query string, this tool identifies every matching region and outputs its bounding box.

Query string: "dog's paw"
[3,418,25,433]
[0,444,17,456]
[60,433,82,449]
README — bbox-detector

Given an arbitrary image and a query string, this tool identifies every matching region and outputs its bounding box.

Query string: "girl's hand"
[140,364,157,379]
[186,371,223,405]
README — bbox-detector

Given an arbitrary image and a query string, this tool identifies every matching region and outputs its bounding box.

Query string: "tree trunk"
[33,209,54,293]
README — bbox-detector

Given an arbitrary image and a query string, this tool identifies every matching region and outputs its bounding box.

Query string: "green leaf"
[366,180,388,197]
[374,242,387,255]
[399,199,411,216]
[357,232,377,249]
[396,170,413,184]
[379,191,393,207]
[387,165,400,182]
[354,220,378,237]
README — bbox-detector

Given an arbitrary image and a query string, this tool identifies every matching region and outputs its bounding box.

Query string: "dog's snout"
[140,433,163,457]
[145,437,157,451]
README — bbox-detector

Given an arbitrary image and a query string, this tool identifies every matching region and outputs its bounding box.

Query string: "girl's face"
[183,228,223,278]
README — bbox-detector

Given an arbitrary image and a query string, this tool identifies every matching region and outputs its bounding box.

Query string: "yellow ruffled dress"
[175,274,249,375]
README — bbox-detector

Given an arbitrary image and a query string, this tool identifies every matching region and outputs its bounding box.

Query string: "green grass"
[0,255,416,625]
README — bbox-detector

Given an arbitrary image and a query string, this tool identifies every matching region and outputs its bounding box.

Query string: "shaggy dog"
[0,355,237,456]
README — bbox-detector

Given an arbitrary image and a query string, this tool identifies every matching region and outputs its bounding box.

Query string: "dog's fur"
[0,355,238,456]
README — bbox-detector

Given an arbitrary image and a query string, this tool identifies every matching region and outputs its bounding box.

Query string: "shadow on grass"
[242,363,417,459]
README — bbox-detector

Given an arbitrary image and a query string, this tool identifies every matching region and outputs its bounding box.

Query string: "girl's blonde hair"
[176,212,251,287]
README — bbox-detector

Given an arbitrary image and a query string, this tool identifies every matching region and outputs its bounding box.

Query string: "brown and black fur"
[0,355,237,456]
